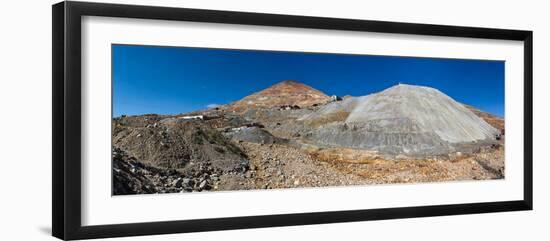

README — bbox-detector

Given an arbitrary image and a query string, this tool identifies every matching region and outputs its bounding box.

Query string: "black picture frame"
[52,1,533,240]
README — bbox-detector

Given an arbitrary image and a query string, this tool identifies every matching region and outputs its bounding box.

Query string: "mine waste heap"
[301,84,500,156]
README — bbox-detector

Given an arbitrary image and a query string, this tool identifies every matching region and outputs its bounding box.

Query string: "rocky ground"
[216,142,375,190]
[217,141,504,191]
[310,144,504,184]
[112,147,223,195]
[113,135,504,195]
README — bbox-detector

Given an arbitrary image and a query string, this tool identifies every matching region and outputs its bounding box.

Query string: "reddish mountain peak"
[258,80,322,95]
[229,80,331,111]
[273,80,302,86]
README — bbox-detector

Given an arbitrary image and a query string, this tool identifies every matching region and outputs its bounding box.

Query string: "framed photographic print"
[52,1,533,240]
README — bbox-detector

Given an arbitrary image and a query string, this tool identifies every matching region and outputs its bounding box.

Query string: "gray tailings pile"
[300,84,500,156]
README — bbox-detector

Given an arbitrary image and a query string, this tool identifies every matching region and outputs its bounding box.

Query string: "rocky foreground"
[113,81,505,195]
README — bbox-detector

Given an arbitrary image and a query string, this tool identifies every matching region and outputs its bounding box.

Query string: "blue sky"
[112,44,505,117]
